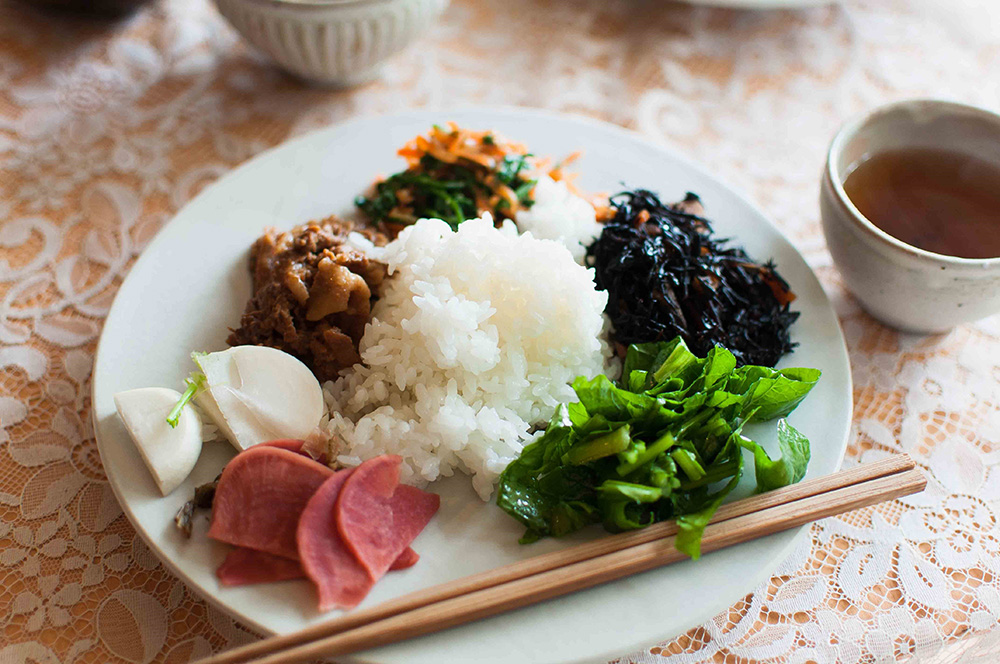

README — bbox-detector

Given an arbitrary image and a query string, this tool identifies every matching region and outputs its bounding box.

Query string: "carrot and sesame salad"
[356,123,577,232]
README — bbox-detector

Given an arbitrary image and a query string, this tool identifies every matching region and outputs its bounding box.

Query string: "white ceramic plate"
[93,108,851,664]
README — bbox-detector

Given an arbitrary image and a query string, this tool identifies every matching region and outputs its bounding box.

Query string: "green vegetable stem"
[166,373,206,429]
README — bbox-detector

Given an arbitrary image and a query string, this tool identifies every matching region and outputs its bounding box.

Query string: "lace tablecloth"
[2,0,1000,662]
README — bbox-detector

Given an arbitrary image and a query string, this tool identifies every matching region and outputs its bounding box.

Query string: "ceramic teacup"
[820,99,1000,333]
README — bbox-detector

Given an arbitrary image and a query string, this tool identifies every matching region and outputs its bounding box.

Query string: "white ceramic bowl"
[820,99,1000,333]
[214,0,448,87]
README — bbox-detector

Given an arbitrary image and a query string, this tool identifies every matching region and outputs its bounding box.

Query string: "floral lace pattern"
[2,0,999,662]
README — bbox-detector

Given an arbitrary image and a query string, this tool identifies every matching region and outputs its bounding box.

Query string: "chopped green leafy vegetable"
[355,125,541,230]
[355,162,484,229]
[496,336,819,558]
[738,419,811,493]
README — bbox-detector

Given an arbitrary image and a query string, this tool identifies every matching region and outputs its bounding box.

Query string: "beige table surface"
[2,0,1000,662]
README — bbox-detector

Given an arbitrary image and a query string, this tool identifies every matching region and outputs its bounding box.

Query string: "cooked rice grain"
[515,176,601,262]
[324,216,610,499]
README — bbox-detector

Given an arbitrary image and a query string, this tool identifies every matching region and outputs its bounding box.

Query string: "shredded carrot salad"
[356,123,579,232]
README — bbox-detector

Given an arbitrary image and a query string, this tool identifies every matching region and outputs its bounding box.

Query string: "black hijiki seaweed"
[587,189,799,367]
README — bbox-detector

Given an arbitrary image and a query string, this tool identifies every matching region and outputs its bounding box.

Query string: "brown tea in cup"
[843,147,1000,260]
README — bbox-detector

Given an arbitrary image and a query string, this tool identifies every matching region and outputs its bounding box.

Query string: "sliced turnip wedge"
[114,387,203,496]
[193,346,324,452]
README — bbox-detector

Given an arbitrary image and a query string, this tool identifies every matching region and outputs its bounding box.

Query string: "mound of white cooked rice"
[325,216,610,500]
[515,176,602,262]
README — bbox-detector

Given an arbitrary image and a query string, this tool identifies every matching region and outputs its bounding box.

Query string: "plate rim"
[92,105,853,662]
[677,0,831,7]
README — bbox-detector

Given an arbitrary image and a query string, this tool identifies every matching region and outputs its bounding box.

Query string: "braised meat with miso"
[227,217,387,382]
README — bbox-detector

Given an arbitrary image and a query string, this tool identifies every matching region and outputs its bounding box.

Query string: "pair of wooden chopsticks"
[197,454,924,664]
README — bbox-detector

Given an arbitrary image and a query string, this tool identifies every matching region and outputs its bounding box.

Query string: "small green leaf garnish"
[166,373,206,429]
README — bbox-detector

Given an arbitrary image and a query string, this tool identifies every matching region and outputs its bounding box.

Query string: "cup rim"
[826,98,1000,267]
